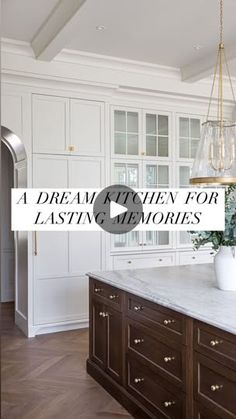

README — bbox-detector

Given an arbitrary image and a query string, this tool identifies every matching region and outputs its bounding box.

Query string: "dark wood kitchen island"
[86,264,236,419]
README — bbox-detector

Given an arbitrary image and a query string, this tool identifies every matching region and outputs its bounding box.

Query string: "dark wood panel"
[127,356,185,419]
[194,321,236,371]
[194,403,222,419]
[106,306,123,383]
[126,293,186,344]
[90,300,107,369]
[194,353,236,418]
[91,277,124,311]
[127,321,183,384]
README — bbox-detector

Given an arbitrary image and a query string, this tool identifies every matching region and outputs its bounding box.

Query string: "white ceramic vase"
[214,246,236,291]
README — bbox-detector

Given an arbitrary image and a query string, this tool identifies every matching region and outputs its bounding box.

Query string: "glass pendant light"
[190,0,236,185]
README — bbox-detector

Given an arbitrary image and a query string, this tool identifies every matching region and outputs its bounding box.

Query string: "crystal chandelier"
[190,0,236,185]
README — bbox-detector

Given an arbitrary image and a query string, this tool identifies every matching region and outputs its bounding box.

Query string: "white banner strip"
[11,188,225,231]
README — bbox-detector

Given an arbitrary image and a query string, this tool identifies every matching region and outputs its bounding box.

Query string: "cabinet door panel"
[33,155,69,278]
[70,99,104,155]
[68,157,103,274]
[91,301,106,369]
[106,308,123,383]
[1,94,23,138]
[33,95,68,153]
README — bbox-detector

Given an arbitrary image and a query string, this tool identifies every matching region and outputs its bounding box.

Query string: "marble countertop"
[88,264,236,335]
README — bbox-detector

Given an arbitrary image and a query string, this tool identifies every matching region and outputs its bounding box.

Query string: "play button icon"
[110,201,127,219]
[93,184,143,234]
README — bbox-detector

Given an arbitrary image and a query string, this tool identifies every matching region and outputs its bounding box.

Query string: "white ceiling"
[2,0,236,76]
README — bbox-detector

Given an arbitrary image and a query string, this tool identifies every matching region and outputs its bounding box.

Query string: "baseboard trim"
[15,309,28,336]
[86,359,153,419]
[30,319,89,337]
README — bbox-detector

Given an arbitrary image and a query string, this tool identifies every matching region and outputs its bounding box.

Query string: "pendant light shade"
[191,120,236,185]
[190,0,236,186]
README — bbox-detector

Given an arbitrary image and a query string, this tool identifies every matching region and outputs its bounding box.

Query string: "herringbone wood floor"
[1,303,132,419]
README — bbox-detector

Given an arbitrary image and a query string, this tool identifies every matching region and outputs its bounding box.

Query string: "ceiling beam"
[31,0,87,61]
[181,42,236,82]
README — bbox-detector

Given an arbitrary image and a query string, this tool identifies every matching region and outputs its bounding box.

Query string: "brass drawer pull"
[163,401,176,408]
[99,312,108,318]
[109,294,118,300]
[211,384,223,392]
[163,319,175,325]
[134,377,144,384]
[94,288,102,293]
[127,261,132,264]
[210,339,223,347]
[68,145,75,152]
[134,305,143,312]
[164,356,175,363]
[159,258,163,262]
[134,338,144,345]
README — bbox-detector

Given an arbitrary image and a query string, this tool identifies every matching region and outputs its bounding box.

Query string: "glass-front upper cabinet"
[178,116,201,159]
[113,108,140,157]
[177,163,193,246]
[143,161,171,248]
[145,112,170,158]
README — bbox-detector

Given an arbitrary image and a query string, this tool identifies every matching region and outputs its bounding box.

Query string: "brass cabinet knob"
[109,294,117,300]
[141,151,145,156]
[68,145,75,152]
[98,312,108,318]
[134,338,144,345]
[163,401,176,408]
[159,258,163,262]
[94,288,102,293]
[163,319,175,325]
[134,378,144,384]
[134,305,143,312]
[210,339,223,347]
[211,384,223,392]
[127,261,132,264]
[164,356,175,363]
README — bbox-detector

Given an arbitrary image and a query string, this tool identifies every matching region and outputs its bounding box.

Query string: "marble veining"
[88,264,236,334]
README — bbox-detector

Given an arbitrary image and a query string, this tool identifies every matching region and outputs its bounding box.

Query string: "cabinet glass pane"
[127,164,139,187]
[146,114,157,135]
[114,110,126,131]
[127,134,138,155]
[145,231,169,246]
[146,165,157,188]
[127,112,138,132]
[179,138,189,158]
[114,133,126,154]
[190,118,200,138]
[180,231,192,245]
[158,115,168,135]
[114,231,139,248]
[190,140,199,159]
[114,164,126,184]
[146,136,157,156]
[179,166,190,187]
[179,117,189,137]
[158,165,169,187]
[159,231,169,245]
[158,136,168,157]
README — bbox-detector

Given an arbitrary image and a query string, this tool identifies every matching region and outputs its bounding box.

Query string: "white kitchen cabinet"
[112,107,141,158]
[177,115,202,160]
[144,111,170,159]
[33,95,69,154]
[70,99,104,156]
[113,252,175,270]
[179,249,215,265]
[33,154,104,325]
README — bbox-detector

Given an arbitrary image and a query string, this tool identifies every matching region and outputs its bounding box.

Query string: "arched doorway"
[1,126,28,335]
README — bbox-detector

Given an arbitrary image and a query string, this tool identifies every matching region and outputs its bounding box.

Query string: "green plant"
[191,184,236,251]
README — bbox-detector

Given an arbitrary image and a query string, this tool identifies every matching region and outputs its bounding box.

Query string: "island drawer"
[194,321,236,370]
[127,356,185,419]
[127,321,183,385]
[194,403,222,419]
[90,278,123,311]
[194,353,236,418]
[127,293,186,343]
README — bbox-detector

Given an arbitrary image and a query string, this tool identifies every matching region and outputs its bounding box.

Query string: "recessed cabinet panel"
[35,232,69,279]
[70,99,104,155]
[33,155,68,188]
[1,94,23,138]
[33,95,68,153]
[68,157,104,274]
